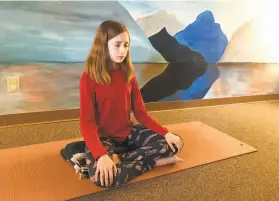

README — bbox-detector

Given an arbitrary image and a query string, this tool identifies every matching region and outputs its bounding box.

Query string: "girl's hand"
[165,132,184,154]
[95,154,117,187]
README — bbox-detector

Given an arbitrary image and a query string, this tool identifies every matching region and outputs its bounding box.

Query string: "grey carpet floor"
[1,100,279,201]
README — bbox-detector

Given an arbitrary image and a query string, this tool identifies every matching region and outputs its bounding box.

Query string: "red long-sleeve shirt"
[79,68,169,160]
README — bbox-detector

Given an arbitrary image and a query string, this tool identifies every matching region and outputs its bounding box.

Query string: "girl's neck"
[111,63,121,70]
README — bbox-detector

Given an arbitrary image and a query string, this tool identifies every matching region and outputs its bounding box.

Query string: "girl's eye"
[115,44,129,48]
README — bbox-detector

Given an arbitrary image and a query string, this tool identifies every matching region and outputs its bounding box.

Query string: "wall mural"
[0,1,279,115]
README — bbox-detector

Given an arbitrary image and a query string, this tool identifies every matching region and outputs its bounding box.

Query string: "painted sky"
[119,0,264,40]
[118,0,279,62]
[1,0,279,64]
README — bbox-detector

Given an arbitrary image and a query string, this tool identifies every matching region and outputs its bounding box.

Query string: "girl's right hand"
[95,154,117,187]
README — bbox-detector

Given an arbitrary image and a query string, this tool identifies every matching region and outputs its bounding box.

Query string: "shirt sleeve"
[131,76,169,136]
[79,72,108,160]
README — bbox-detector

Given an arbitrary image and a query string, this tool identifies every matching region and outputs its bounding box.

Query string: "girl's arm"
[131,76,169,136]
[79,72,108,160]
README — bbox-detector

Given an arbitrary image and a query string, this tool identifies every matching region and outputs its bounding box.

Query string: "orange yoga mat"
[0,121,257,201]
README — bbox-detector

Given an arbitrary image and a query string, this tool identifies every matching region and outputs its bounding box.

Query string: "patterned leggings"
[85,124,182,188]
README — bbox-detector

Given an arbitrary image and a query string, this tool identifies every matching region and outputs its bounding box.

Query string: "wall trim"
[1,94,278,128]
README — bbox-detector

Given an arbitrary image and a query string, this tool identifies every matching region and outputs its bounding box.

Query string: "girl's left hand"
[165,132,184,154]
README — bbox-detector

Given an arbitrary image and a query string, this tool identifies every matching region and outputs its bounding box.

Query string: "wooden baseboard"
[1,94,278,128]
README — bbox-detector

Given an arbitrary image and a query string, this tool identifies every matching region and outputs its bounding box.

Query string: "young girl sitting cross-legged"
[79,20,184,188]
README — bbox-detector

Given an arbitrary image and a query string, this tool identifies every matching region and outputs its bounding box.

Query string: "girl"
[79,20,184,188]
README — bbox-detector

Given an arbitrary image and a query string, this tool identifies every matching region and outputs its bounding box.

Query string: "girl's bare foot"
[155,156,184,167]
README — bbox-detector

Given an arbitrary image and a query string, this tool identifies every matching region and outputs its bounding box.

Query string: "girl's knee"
[172,144,179,155]
[90,174,119,188]
[166,134,183,155]
[89,170,121,188]
[92,179,116,189]
[163,141,179,156]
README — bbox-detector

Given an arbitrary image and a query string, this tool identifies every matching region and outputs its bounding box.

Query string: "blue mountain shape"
[173,10,228,63]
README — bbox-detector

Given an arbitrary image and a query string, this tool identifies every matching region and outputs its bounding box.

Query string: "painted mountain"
[144,10,227,102]
[0,1,165,64]
[140,27,209,102]
[220,18,279,63]
[136,9,185,37]
[173,10,228,63]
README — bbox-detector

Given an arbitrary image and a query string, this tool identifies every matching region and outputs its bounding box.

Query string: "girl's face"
[108,31,130,64]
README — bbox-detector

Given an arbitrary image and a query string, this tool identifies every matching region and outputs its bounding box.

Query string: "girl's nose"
[120,46,125,54]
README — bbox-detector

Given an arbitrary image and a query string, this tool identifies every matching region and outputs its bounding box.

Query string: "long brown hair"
[85,20,134,85]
